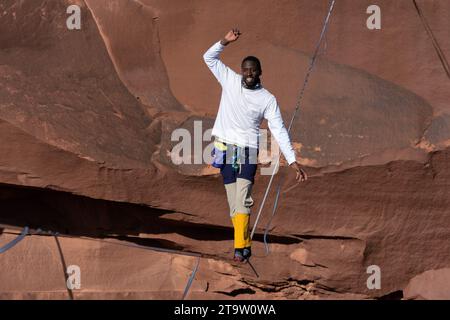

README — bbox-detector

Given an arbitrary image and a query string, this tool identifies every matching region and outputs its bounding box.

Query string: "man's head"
[241,56,262,89]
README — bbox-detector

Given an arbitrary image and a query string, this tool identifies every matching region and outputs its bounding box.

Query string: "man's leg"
[220,163,244,260]
[222,168,252,261]
[234,147,258,259]
[233,177,254,257]
[224,182,248,261]
[224,182,236,217]
[221,146,257,261]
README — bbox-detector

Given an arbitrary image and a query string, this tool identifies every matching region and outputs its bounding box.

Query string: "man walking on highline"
[203,28,307,262]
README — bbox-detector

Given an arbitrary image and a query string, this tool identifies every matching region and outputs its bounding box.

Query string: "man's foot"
[233,249,246,262]
[243,247,251,259]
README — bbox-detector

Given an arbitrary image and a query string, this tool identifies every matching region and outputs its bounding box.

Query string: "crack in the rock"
[293,234,362,241]
[240,278,316,294]
[214,287,256,297]
[215,271,235,277]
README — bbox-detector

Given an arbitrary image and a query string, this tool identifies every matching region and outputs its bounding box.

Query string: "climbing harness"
[212,140,243,173]
[250,0,337,251]
[212,139,245,173]
[231,145,242,173]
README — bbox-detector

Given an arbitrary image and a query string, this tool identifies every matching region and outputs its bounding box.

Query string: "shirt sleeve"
[264,97,297,165]
[203,41,238,87]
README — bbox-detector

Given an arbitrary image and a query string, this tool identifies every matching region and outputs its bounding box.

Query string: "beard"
[242,76,261,89]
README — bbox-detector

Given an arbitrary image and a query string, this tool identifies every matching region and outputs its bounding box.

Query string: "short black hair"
[241,56,262,72]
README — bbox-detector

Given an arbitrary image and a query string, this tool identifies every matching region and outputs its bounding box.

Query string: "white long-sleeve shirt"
[203,41,296,165]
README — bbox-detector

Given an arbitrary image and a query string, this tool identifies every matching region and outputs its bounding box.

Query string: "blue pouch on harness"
[211,141,227,169]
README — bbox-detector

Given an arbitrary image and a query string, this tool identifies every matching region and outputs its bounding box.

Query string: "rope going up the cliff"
[250,0,337,249]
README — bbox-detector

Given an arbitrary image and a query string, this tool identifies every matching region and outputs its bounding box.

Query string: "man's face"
[241,60,261,88]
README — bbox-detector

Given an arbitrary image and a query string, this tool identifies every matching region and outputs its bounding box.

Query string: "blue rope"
[0,226,29,254]
[182,256,201,300]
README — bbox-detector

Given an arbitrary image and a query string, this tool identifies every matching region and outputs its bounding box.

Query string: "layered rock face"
[0,0,449,299]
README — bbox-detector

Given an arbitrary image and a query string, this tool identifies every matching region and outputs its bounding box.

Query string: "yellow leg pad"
[232,213,251,249]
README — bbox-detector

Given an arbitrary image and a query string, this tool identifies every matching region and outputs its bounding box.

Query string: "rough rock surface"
[403,268,450,300]
[0,0,449,299]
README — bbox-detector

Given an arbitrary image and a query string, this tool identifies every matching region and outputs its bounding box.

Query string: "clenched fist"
[220,28,241,46]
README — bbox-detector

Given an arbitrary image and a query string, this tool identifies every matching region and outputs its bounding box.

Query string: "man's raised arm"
[203,28,241,86]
